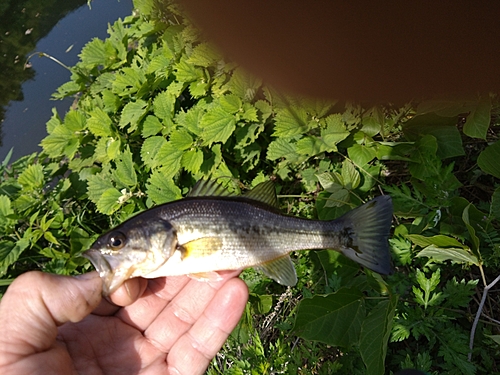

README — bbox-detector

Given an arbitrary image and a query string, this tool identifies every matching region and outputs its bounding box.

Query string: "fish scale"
[84,179,393,295]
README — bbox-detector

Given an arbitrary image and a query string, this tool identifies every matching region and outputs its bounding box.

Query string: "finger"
[166,278,248,375]
[0,271,102,363]
[117,270,240,332]
[93,277,149,316]
[142,271,242,351]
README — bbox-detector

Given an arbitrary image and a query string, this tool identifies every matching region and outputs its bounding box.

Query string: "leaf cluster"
[2,0,500,374]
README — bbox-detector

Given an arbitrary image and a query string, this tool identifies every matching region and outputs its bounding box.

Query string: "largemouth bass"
[84,179,393,295]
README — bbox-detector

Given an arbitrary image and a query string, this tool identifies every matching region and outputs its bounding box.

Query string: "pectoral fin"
[255,255,298,286]
[179,237,223,259]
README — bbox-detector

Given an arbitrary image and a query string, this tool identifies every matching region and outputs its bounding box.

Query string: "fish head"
[83,218,177,295]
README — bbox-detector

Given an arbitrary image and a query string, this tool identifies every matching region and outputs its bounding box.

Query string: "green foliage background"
[1,0,500,373]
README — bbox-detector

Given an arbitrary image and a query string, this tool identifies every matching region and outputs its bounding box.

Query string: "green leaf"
[416,245,480,266]
[403,113,464,159]
[87,108,113,137]
[18,164,44,190]
[174,56,204,82]
[200,106,236,145]
[146,172,182,205]
[170,129,193,150]
[96,188,122,215]
[142,115,165,138]
[154,143,183,177]
[293,287,364,347]
[0,195,13,218]
[341,160,360,190]
[40,125,74,158]
[112,66,146,97]
[0,237,30,277]
[296,136,327,157]
[463,97,491,139]
[478,140,500,178]
[348,144,377,166]
[79,38,116,69]
[87,174,114,204]
[266,138,298,162]
[321,114,350,150]
[114,147,137,187]
[153,91,174,122]
[181,149,204,174]
[359,296,397,375]
[273,106,309,138]
[64,110,87,132]
[220,94,242,114]
[187,42,221,67]
[406,234,465,248]
[119,99,148,132]
[462,203,481,258]
[141,136,167,168]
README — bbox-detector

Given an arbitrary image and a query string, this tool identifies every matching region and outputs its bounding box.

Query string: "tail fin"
[337,195,393,274]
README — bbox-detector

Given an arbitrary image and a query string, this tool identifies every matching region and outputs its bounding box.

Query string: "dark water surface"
[0,0,133,162]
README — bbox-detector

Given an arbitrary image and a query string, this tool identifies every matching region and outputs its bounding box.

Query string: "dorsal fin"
[243,181,279,207]
[188,179,236,197]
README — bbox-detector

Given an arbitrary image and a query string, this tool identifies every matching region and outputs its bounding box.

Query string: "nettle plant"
[1,0,500,373]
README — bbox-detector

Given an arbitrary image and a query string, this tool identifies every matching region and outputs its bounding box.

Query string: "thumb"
[0,271,102,360]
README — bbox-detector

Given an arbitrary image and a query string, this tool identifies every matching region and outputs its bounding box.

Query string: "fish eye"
[108,232,126,250]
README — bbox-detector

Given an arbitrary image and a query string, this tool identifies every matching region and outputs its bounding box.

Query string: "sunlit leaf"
[416,245,479,266]
[119,99,148,132]
[200,106,236,145]
[96,188,122,215]
[146,171,182,205]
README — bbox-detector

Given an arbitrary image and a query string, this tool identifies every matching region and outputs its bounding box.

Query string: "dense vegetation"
[1,0,499,373]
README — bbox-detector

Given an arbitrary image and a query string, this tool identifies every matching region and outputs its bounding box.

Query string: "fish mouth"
[83,249,125,296]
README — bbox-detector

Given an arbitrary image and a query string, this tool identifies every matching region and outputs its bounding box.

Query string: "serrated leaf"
[0,195,13,218]
[40,125,74,158]
[321,114,349,150]
[273,106,309,138]
[113,147,137,187]
[0,238,30,277]
[187,42,221,67]
[87,174,114,204]
[178,106,205,136]
[96,188,122,215]
[154,143,183,177]
[141,136,167,168]
[153,90,174,122]
[181,149,204,174]
[146,172,182,205]
[478,140,500,178]
[170,129,193,150]
[79,38,116,69]
[142,115,166,138]
[174,56,204,82]
[112,66,146,97]
[200,106,236,145]
[293,287,364,347]
[416,245,479,266]
[227,67,261,101]
[87,108,113,137]
[266,138,298,161]
[296,136,327,156]
[64,110,87,132]
[106,138,121,160]
[220,94,242,114]
[18,164,44,190]
[119,99,148,132]
[359,296,397,375]
[463,97,491,139]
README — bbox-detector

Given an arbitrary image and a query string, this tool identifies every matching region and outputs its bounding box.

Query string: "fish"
[83,179,393,295]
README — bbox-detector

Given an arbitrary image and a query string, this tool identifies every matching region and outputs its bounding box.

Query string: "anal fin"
[255,255,298,286]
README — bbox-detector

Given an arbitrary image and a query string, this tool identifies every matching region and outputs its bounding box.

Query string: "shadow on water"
[0,0,133,161]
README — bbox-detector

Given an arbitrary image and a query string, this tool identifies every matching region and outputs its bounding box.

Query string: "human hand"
[0,270,248,375]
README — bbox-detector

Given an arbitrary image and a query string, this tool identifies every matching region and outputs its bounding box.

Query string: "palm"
[0,272,247,375]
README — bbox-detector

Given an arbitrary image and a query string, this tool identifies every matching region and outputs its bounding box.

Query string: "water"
[0,0,133,162]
